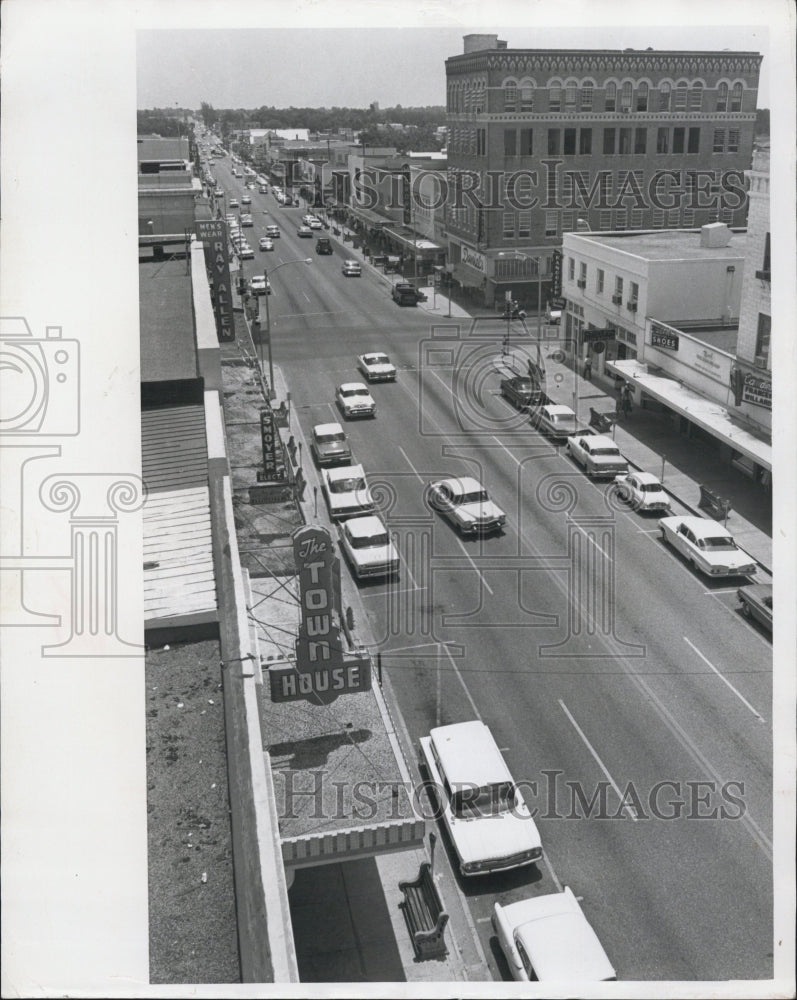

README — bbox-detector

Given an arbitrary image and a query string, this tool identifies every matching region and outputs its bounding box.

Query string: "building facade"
[444,35,762,307]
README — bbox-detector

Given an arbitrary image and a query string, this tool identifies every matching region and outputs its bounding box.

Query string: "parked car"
[531,403,577,441]
[311,422,353,467]
[241,195,251,206]
[229,198,239,208]
[297,225,313,238]
[546,303,562,324]
[567,430,629,478]
[238,244,254,260]
[493,888,616,982]
[336,382,376,419]
[322,464,376,521]
[265,225,280,238]
[339,515,400,580]
[342,259,361,277]
[357,352,397,382]
[392,281,418,306]
[736,583,773,632]
[426,476,506,536]
[240,214,253,227]
[315,237,333,255]
[249,274,270,295]
[658,516,757,577]
[302,214,315,225]
[419,720,543,876]
[258,237,274,252]
[214,187,223,197]
[499,376,538,411]
[309,217,323,229]
[613,471,671,513]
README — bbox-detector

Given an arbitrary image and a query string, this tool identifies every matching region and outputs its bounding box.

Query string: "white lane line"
[430,368,456,397]
[302,290,311,302]
[572,522,613,562]
[443,643,483,721]
[541,852,563,893]
[379,640,458,654]
[491,435,522,467]
[702,587,741,595]
[360,585,426,599]
[456,537,495,596]
[476,916,492,924]
[683,636,764,722]
[558,699,638,822]
[398,445,424,483]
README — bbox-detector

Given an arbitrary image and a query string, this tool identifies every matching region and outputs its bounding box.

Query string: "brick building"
[444,34,762,306]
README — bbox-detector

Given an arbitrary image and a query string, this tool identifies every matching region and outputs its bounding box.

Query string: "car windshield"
[551,414,575,423]
[514,380,532,391]
[367,355,390,365]
[330,477,365,494]
[453,781,515,818]
[457,489,489,505]
[641,482,661,492]
[592,447,621,456]
[350,531,389,549]
[703,536,738,550]
[342,388,368,398]
[317,432,345,445]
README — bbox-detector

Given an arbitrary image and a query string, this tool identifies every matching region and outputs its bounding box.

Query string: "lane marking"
[430,368,456,397]
[683,636,764,722]
[491,435,522,467]
[359,585,426,599]
[456,537,495,596]
[398,445,425,483]
[443,642,483,721]
[558,699,638,822]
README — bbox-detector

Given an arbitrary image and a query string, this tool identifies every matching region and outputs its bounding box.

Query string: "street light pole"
[258,257,313,400]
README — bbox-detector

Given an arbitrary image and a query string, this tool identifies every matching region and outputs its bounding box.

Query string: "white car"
[241,195,251,205]
[614,471,671,513]
[339,515,400,579]
[342,260,362,277]
[238,244,254,260]
[249,274,270,295]
[531,403,577,441]
[310,422,353,466]
[419,720,543,877]
[229,198,239,208]
[302,214,315,225]
[658,515,757,577]
[308,218,323,229]
[492,887,616,982]
[322,464,376,521]
[567,431,629,478]
[240,214,254,227]
[336,382,376,419]
[265,225,280,238]
[357,352,397,383]
[258,237,274,251]
[297,225,313,238]
[426,476,506,535]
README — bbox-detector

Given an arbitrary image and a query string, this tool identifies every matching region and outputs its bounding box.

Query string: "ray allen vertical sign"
[269,526,372,704]
[195,219,235,342]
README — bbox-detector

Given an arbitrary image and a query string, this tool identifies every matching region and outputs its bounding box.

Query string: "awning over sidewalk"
[382,226,442,253]
[607,359,771,471]
[449,262,485,289]
[348,204,393,228]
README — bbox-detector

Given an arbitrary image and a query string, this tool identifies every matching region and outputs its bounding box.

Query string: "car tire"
[740,601,751,618]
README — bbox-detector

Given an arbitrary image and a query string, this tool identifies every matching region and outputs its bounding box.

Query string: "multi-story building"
[444,34,762,307]
[137,135,203,235]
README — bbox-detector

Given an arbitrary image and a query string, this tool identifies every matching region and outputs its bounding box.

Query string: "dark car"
[392,282,418,306]
[499,376,539,411]
[737,583,772,632]
[315,237,333,255]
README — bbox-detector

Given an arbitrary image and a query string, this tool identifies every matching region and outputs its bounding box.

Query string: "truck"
[391,282,419,306]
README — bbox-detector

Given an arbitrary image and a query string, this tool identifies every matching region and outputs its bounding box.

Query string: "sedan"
[336,382,376,419]
[737,583,773,632]
[258,237,275,251]
[238,244,254,260]
[249,274,270,295]
[240,214,254,227]
[499,375,538,411]
[342,260,362,277]
[265,225,280,238]
[322,464,376,521]
[241,195,251,206]
[613,471,671,513]
[311,422,353,466]
[339,515,400,580]
[309,218,323,229]
[658,515,757,577]
[532,403,577,441]
[426,476,506,536]
[229,198,239,208]
[357,352,397,382]
[297,225,313,238]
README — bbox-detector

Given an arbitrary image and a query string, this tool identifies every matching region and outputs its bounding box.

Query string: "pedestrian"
[622,383,633,415]
[583,358,592,381]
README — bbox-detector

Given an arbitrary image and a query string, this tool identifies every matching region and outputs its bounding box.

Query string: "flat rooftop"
[139,256,197,383]
[576,229,746,262]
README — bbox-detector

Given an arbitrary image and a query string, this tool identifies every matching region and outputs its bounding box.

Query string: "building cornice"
[446,50,763,78]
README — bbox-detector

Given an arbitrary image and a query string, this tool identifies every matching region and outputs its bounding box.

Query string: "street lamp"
[258,257,312,400]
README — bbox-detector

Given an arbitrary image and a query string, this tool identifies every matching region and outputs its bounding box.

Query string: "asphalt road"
[211,158,773,982]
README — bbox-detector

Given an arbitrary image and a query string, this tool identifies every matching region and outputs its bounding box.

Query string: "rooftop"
[572,228,746,262]
[139,256,197,383]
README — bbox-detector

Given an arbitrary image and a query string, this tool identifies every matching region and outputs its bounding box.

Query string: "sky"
[136,10,775,111]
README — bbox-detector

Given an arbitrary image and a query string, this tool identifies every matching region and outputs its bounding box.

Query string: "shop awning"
[382,227,442,253]
[349,205,393,228]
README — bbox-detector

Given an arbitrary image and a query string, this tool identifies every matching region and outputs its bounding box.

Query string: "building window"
[603,128,616,154]
[630,208,644,228]
[755,313,771,363]
[763,232,771,273]
[730,82,743,111]
[636,81,649,111]
[657,127,669,153]
[687,127,700,153]
[658,82,671,111]
[597,268,605,293]
[605,82,616,111]
[713,128,726,153]
[579,261,587,283]
[520,84,535,111]
[518,210,531,237]
[688,82,704,111]
[562,210,576,231]
[716,82,728,111]
[635,128,647,154]
[672,127,685,154]
[504,83,517,110]
[504,129,517,156]
[549,86,562,112]
[614,208,627,230]
[476,128,486,155]
[620,81,633,111]
[568,256,575,280]
[564,128,577,155]
[652,208,665,227]
[519,128,533,155]
[630,281,639,304]
[503,212,515,238]
[545,211,559,237]
[619,128,632,154]
[674,82,688,110]
[668,207,681,226]
[579,128,592,155]
[548,129,561,155]
[614,276,624,298]
[565,84,577,109]
[727,128,740,152]
[581,86,593,110]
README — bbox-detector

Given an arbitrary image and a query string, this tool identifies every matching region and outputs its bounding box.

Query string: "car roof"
[433,476,484,495]
[578,434,618,448]
[344,515,386,537]
[543,404,575,416]
[313,422,345,436]
[429,720,512,787]
[344,259,360,265]
[326,463,365,481]
[361,352,390,361]
[339,382,369,392]
[675,516,732,539]
[630,471,662,485]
